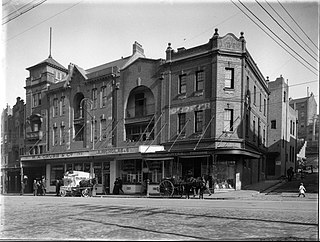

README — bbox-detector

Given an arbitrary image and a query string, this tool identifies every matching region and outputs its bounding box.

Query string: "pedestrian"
[33,180,38,196]
[112,178,120,195]
[298,183,306,197]
[118,177,124,194]
[41,176,46,195]
[202,176,212,196]
[20,181,25,195]
[55,179,61,196]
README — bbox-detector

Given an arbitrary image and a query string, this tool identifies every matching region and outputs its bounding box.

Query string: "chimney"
[166,43,173,62]
[133,41,144,55]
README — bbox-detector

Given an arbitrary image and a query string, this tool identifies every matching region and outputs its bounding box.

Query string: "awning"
[144,157,174,161]
[215,148,261,159]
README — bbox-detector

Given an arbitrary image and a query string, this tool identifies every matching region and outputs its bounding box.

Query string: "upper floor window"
[253,119,256,141]
[135,93,145,117]
[60,96,65,116]
[283,91,286,102]
[259,93,262,111]
[224,109,234,132]
[263,99,266,116]
[92,88,98,109]
[53,98,58,117]
[195,71,204,91]
[178,113,186,135]
[271,120,276,129]
[253,86,257,105]
[194,110,203,133]
[179,74,187,94]
[32,93,41,107]
[245,114,249,137]
[101,86,107,108]
[225,68,234,89]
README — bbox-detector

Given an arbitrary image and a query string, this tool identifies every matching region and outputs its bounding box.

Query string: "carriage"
[59,170,96,197]
[158,177,184,198]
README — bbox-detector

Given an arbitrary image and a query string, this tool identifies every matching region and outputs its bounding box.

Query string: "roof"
[26,56,67,71]
[86,56,130,73]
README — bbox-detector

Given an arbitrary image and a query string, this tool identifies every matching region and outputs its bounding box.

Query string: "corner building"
[20,29,269,194]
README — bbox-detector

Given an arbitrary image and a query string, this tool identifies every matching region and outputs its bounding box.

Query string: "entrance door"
[181,157,202,178]
[103,174,110,194]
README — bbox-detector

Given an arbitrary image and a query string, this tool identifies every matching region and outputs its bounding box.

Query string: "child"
[298,183,306,197]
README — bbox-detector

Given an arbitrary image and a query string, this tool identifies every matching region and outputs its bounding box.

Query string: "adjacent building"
[8,29,271,194]
[266,76,298,179]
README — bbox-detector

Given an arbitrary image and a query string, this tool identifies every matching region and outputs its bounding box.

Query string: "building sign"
[21,146,140,161]
[170,102,210,115]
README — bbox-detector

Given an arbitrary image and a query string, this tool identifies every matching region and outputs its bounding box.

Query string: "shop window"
[50,165,64,185]
[93,162,102,184]
[120,159,142,184]
[74,163,83,171]
[144,160,163,184]
[212,160,235,189]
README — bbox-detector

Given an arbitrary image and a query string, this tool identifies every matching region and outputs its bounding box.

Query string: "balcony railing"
[126,103,155,119]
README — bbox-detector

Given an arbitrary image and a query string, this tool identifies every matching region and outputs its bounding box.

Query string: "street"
[0,195,318,241]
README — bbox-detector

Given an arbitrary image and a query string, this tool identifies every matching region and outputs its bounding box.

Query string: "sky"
[1,0,319,111]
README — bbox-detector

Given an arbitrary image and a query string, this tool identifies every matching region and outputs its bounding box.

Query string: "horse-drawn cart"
[60,171,95,197]
[159,177,184,198]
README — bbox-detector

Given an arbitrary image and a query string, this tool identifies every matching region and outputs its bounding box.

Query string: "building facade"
[1,98,26,193]
[266,76,298,179]
[17,29,270,194]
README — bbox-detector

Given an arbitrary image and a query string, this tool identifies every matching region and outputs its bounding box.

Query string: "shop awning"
[215,148,261,159]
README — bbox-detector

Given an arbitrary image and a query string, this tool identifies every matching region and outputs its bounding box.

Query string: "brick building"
[18,29,270,194]
[266,76,298,179]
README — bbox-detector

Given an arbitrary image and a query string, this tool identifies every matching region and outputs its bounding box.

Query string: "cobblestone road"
[0,195,318,241]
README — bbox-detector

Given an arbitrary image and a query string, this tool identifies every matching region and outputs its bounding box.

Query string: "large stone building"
[16,29,270,194]
[266,76,298,179]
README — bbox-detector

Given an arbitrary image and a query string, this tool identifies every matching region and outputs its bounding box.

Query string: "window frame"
[224,109,234,132]
[194,110,203,133]
[179,74,187,94]
[224,68,234,89]
[195,70,204,91]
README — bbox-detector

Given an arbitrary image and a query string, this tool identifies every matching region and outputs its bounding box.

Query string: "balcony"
[125,103,155,123]
[26,130,43,140]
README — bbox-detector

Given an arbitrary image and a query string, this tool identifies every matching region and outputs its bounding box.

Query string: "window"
[195,111,203,133]
[178,113,186,135]
[293,122,295,136]
[224,109,233,132]
[263,99,266,116]
[271,120,276,129]
[92,88,98,109]
[135,93,145,117]
[284,91,286,102]
[253,119,256,141]
[253,86,256,105]
[53,127,58,145]
[101,86,107,108]
[195,71,204,91]
[245,114,249,137]
[60,126,65,144]
[53,98,58,117]
[263,128,266,146]
[225,68,234,89]
[32,93,41,107]
[259,93,262,111]
[179,74,186,94]
[60,96,65,116]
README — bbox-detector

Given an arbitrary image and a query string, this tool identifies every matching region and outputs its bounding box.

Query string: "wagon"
[60,171,95,197]
[158,177,184,198]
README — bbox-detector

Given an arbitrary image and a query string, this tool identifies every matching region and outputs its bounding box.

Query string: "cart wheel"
[159,180,174,198]
[81,188,91,197]
[60,190,67,197]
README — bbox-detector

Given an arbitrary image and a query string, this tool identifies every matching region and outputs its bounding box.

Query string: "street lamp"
[79,98,95,150]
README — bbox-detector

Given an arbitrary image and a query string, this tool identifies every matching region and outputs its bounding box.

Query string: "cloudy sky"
[2,0,319,109]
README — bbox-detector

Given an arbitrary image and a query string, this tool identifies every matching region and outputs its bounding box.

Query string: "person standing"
[112,178,120,195]
[55,179,61,196]
[20,181,25,195]
[33,180,38,196]
[118,177,124,194]
[298,183,306,197]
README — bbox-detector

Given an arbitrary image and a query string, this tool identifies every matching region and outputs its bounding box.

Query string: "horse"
[183,176,206,199]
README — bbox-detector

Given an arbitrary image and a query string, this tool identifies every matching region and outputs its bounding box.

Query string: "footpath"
[4,172,318,200]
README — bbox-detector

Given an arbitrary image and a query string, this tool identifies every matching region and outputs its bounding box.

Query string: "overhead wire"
[236,0,317,72]
[264,0,318,57]
[2,0,47,25]
[255,0,318,62]
[277,0,319,51]
[230,0,318,76]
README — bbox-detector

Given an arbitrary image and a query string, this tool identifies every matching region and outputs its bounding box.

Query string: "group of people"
[112,177,124,195]
[32,177,46,196]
